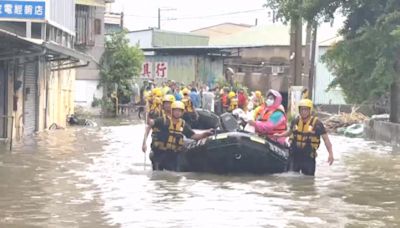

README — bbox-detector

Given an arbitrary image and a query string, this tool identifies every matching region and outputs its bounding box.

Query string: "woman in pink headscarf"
[247,89,288,146]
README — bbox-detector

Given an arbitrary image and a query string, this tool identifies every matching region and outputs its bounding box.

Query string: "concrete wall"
[225,46,292,94]
[75,5,105,114]
[74,79,103,112]
[365,120,400,145]
[239,46,292,61]
[313,46,347,105]
[76,6,105,81]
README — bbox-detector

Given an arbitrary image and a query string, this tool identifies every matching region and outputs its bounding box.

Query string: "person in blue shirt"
[189,88,201,108]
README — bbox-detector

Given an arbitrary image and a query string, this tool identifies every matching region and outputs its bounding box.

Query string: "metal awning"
[44,42,94,63]
[0,29,95,66]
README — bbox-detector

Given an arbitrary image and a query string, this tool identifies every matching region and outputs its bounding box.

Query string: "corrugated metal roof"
[152,30,209,47]
[210,24,342,47]
[210,25,295,46]
[76,0,105,7]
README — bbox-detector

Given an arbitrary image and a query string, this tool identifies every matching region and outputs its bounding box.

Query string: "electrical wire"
[123,8,267,20]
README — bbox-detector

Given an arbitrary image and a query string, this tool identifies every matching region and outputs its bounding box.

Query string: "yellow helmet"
[171,101,185,110]
[163,94,176,103]
[255,91,262,98]
[153,96,162,104]
[228,91,236,99]
[182,88,190,95]
[152,88,163,97]
[298,99,313,110]
[162,86,170,94]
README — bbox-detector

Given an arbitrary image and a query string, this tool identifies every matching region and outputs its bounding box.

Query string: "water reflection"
[0,122,399,227]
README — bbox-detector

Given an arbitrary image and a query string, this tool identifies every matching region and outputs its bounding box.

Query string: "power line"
[172,9,267,20]
[124,8,267,20]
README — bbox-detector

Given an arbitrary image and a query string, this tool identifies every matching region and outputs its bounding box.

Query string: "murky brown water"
[1,119,400,228]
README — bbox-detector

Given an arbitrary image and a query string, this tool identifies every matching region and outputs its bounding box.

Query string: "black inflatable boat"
[191,108,221,130]
[179,110,289,174]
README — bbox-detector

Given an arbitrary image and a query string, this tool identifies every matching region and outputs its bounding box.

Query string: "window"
[94,19,102,35]
[271,66,285,75]
[75,5,95,46]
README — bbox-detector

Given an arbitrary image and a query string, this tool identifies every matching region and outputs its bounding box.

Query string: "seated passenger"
[247,89,288,145]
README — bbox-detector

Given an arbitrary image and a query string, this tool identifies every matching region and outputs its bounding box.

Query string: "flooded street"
[1,120,400,228]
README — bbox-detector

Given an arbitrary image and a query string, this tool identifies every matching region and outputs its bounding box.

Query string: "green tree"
[98,30,144,112]
[265,0,400,122]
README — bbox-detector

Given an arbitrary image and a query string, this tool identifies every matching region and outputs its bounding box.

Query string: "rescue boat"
[179,110,289,174]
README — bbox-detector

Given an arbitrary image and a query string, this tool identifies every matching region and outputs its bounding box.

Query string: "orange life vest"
[254,105,287,134]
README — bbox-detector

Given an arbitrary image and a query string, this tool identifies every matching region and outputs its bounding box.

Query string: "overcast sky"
[110,0,275,32]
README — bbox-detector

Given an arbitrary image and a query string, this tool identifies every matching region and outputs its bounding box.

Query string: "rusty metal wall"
[198,56,224,87]
[143,55,223,86]
[144,55,196,84]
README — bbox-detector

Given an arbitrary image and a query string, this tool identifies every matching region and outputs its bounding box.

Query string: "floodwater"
[0,119,399,228]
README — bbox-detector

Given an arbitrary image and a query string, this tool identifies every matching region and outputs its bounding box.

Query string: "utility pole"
[290,16,303,87]
[157,8,176,30]
[158,8,161,29]
[121,11,124,29]
[304,23,312,87]
[294,17,303,86]
[289,19,296,87]
[308,23,318,99]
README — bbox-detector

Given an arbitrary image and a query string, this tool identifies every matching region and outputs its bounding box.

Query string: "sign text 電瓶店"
[0,1,45,20]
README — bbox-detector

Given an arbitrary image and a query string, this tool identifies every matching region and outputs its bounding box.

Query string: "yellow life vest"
[148,97,162,119]
[182,97,194,113]
[153,118,186,152]
[151,111,168,139]
[291,116,321,158]
[228,98,238,112]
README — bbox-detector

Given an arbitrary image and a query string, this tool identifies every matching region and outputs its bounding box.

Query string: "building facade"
[129,29,221,86]
[0,0,91,141]
[74,0,112,114]
[194,23,347,105]
[313,45,346,105]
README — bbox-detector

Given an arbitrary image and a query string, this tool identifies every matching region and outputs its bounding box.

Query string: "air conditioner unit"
[271,66,279,75]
